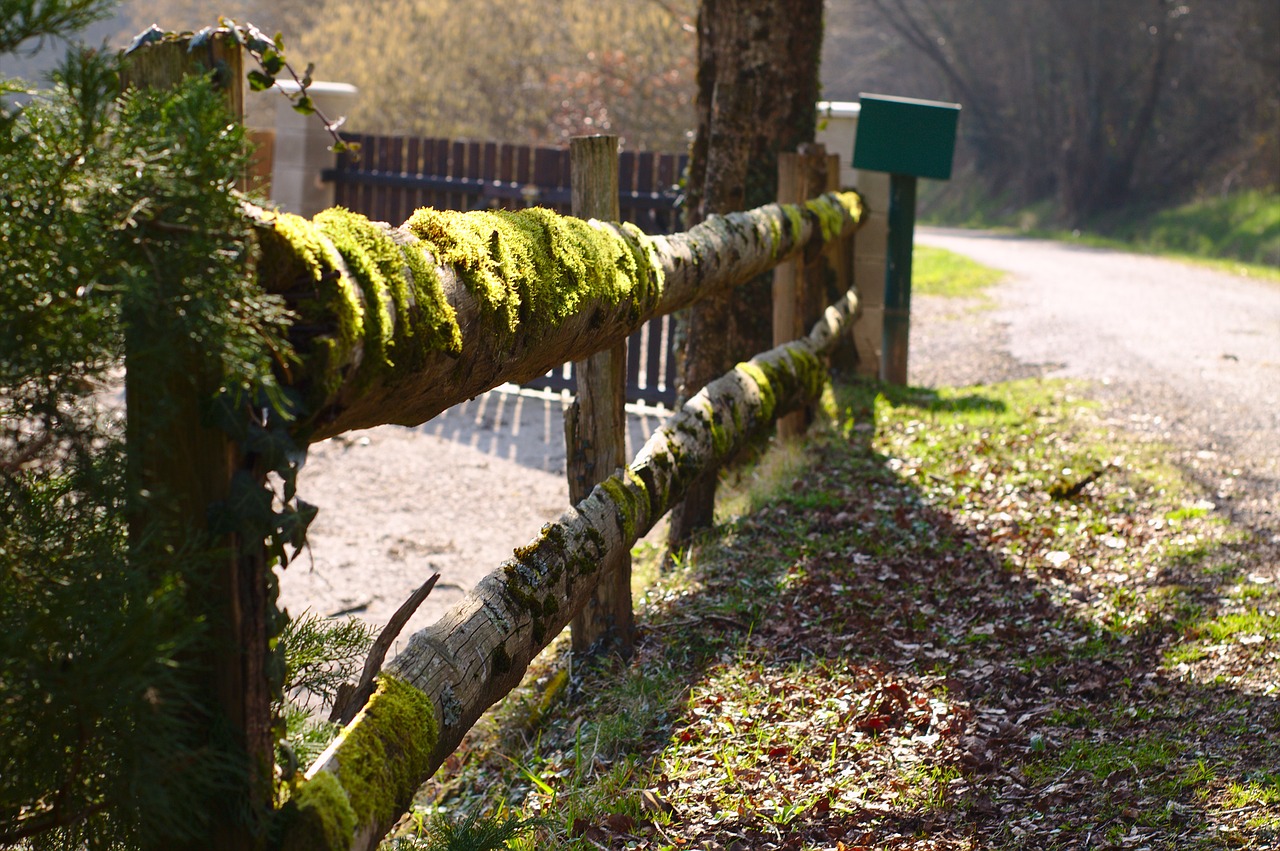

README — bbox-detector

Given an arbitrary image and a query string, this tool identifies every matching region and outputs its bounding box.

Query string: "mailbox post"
[852,94,960,384]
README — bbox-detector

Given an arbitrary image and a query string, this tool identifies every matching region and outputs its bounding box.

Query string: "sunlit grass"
[912,244,1005,301]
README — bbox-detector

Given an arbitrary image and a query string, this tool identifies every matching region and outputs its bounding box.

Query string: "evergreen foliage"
[391,809,547,851]
[0,8,300,845]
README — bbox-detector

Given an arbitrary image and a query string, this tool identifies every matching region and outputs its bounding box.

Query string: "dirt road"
[276,389,668,641]
[914,228,1279,530]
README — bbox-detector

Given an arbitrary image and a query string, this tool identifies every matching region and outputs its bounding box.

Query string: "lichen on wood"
[246,191,861,440]
[282,673,438,850]
[278,272,862,851]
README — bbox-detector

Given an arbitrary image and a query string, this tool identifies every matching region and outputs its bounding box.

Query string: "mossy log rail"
[253,191,862,442]
[279,283,860,850]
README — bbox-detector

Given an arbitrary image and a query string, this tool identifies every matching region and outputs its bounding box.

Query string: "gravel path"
[276,390,668,640]
[913,227,1279,534]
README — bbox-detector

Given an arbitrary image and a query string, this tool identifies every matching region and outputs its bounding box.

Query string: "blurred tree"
[131,0,698,150]
[824,0,1279,224]
[667,0,823,544]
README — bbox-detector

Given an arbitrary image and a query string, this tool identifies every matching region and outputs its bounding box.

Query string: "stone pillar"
[816,101,889,378]
[269,80,359,217]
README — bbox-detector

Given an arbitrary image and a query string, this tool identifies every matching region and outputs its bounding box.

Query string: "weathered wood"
[121,32,271,851]
[772,145,829,440]
[281,280,861,851]
[566,136,634,662]
[826,153,860,375]
[255,190,863,442]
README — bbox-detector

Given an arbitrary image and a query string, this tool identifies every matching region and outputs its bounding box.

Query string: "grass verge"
[911,245,1005,302]
[389,377,1279,850]
[924,186,1280,282]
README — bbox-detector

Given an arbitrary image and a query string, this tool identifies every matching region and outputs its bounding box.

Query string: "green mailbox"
[852,93,961,384]
[853,94,960,180]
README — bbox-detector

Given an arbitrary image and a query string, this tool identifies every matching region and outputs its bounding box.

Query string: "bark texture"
[668,0,825,544]
[280,280,861,851]
[252,191,861,442]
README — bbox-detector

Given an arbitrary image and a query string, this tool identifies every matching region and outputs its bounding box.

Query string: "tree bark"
[668,0,824,545]
[280,282,861,851]
[252,191,862,442]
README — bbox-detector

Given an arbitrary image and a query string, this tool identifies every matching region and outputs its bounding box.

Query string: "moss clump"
[737,361,778,422]
[503,564,544,618]
[404,206,663,345]
[257,211,366,404]
[314,208,399,378]
[805,193,857,244]
[598,471,647,542]
[707,404,734,457]
[332,674,438,830]
[326,212,463,374]
[395,230,463,359]
[280,770,357,851]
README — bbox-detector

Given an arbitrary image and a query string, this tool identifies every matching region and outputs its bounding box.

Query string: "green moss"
[281,770,357,851]
[315,208,398,377]
[258,211,365,403]
[573,525,608,576]
[503,564,544,617]
[331,674,438,829]
[707,405,733,456]
[598,471,648,542]
[737,361,778,422]
[782,204,806,250]
[805,192,861,244]
[404,206,663,346]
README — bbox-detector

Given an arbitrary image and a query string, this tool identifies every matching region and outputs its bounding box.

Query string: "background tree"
[667,0,823,544]
[125,0,698,151]
[823,0,1279,225]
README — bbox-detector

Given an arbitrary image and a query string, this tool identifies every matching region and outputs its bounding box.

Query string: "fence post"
[121,32,272,850]
[773,144,829,439]
[825,152,860,374]
[566,135,634,662]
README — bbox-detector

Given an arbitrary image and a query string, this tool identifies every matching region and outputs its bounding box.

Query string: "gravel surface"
[276,389,669,640]
[914,227,1279,535]
[279,230,1279,638]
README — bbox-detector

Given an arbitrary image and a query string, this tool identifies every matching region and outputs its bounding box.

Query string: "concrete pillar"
[269,80,359,217]
[816,101,889,378]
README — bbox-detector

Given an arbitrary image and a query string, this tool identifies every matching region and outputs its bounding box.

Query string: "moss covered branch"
[277,281,861,850]
[251,191,862,441]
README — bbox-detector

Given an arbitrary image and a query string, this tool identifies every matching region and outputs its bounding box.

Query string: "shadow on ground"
[436,378,1278,850]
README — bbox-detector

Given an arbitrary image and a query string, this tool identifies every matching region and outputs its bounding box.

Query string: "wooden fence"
[255,141,865,849]
[324,134,689,406]
[115,37,867,849]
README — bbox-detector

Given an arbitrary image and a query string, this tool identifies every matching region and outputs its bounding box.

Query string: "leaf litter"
[395,378,1278,850]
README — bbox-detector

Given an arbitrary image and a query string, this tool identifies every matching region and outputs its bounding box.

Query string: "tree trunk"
[279,284,861,851]
[668,0,823,545]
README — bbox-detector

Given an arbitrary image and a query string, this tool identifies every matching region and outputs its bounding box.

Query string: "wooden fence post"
[773,144,829,439]
[825,153,860,374]
[121,32,273,850]
[566,135,634,662]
